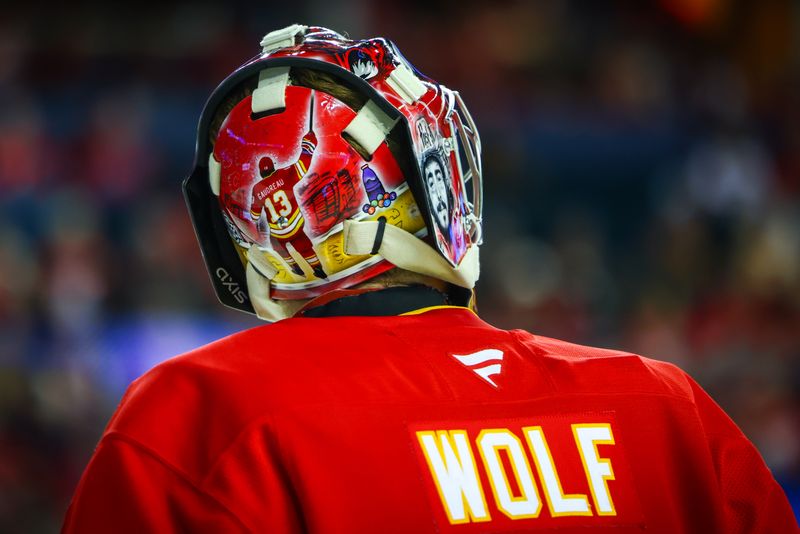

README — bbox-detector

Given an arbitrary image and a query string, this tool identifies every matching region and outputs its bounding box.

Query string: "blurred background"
[0,0,798,530]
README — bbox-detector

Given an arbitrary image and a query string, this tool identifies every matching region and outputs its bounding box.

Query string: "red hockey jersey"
[63,307,797,533]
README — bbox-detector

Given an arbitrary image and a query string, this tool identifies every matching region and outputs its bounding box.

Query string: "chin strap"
[245,219,479,322]
[343,219,479,289]
[245,247,308,321]
[246,263,308,322]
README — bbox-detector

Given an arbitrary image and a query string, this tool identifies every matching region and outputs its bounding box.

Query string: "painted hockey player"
[249,94,326,279]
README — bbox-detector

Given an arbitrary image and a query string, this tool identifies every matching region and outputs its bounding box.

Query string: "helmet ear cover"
[184,57,429,315]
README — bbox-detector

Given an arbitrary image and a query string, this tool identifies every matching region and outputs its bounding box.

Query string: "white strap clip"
[386,63,428,104]
[342,100,398,156]
[260,24,308,53]
[208,153,221,196]
[251,67,291,114]
[442,136,457,154]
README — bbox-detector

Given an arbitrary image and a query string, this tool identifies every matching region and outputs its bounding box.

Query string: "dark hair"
[210,67,368,150]
[208,65,414,189]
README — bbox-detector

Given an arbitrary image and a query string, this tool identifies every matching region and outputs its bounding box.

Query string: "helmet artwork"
[184,25,483,320]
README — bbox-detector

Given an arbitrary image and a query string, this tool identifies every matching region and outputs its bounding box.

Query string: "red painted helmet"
[184,25,483,320]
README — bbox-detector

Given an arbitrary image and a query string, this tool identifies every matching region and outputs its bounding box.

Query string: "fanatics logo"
[452,349,504,387]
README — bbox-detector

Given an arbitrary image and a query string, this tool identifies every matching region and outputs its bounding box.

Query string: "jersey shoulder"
[101,315,421,476]
[512,329,696,403]
[103,322,305,480]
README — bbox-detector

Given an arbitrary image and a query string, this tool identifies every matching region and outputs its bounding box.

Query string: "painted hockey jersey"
[249,131,315,240]
[249,164,303,239]
[62,307,797,533]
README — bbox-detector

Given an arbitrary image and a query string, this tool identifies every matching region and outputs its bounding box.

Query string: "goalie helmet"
[183,25,483,320]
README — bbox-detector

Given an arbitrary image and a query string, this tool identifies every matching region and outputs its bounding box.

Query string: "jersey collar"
[298,285,467,318]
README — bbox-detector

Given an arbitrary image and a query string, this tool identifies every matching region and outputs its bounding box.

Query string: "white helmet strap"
[342,219,480,289]
[244,220,479,322]
[246,263,308,321]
